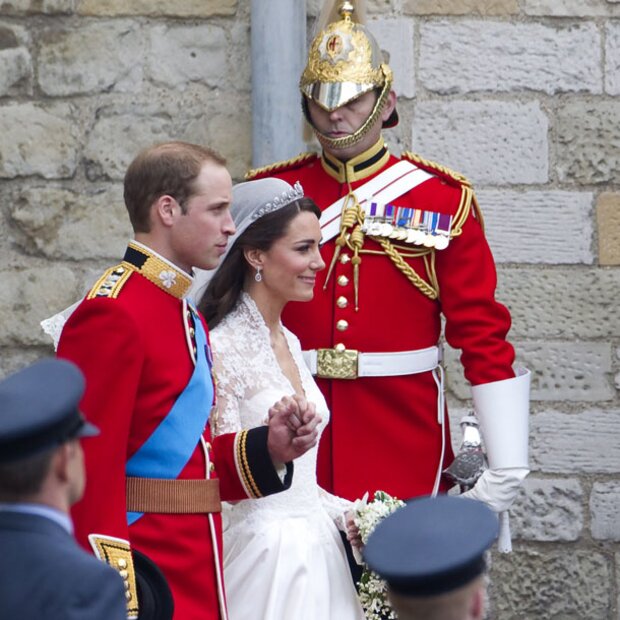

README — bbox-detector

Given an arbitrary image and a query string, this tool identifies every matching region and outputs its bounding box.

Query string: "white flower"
[159,270,177,289]
[352,491,369,513]
[353,490,405,620]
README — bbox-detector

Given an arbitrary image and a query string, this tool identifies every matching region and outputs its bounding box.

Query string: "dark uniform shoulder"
[245,152,319,180]
[402,151,472,189]
[86,264,134,300]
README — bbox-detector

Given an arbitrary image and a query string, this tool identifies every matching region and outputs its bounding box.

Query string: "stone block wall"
[1,1,618,617]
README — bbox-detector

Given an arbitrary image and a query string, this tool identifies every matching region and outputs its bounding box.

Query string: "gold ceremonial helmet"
[300,0,398,150]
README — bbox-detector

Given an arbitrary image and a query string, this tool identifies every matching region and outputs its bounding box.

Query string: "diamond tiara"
[250,181,305,221]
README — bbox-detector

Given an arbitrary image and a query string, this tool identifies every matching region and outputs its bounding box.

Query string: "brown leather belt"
[126,477,221,514]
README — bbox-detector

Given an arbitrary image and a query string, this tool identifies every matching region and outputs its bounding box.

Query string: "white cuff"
[472,367,531,470]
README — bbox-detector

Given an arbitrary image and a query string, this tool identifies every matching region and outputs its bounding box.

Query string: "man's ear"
[243,247,264,270]
[52,444,71,485]
[153,195,178,228]
[381,90,397,124]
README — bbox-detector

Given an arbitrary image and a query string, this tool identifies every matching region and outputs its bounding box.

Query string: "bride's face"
[257,211,325,304]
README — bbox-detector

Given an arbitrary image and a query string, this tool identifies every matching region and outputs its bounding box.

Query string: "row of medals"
[361,217,452,250]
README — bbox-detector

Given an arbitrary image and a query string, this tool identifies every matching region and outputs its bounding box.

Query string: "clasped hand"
[266,394,321,464]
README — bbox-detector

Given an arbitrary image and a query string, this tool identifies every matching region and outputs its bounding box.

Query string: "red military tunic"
[248,138,515,502]
[58,241,291,620]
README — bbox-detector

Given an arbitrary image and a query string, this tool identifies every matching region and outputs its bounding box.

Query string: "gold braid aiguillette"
[323,191,365,289]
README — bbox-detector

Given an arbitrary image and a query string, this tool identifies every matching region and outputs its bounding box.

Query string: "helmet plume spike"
[313,0,367,37]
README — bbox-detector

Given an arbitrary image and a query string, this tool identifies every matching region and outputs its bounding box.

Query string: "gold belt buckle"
[316,348,359,380]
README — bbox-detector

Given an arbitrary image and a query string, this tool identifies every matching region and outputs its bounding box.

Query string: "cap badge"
[322,33,353,64]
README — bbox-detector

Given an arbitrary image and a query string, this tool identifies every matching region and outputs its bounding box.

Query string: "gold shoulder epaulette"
[89,534,138,619]
[86,264,133,300]
[402,151,471,188]
[245,152,318,180]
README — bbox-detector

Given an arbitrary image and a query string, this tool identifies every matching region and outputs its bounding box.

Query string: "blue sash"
[126,304,213,525]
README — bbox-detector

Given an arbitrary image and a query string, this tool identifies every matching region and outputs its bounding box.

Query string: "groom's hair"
[123,141,226,233]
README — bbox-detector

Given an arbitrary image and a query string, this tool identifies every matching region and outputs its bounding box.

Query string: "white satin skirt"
[222,511,365,620]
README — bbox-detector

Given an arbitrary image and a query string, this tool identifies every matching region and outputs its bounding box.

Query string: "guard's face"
[307,90,384,159]
[169,161,235,273]
[256,211,325,306]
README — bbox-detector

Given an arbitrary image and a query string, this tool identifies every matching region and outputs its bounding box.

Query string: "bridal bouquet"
[353,490,405,620]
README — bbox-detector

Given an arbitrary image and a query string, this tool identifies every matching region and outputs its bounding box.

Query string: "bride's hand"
[267,395,317,434]
[266,396,321,463]
[292,396,317,434]
[345,511,363,550]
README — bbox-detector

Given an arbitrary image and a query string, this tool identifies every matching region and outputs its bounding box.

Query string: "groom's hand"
[266,395,321,464]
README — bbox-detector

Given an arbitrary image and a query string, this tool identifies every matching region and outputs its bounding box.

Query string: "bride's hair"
[199,197,320,330]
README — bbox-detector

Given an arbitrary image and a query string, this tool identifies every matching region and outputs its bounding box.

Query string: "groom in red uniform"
[248,1,530,525]
[57,141,320,619]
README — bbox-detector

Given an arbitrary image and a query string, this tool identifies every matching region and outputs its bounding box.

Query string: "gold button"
[206,442,212,452]
[336,296,348,308]
[337,275,349,286]
[335,343,346,352]
[336,320,349,331]
[124,580,130,590]
[209,462,215,473]
[189,327,195,337]
[117,559,127,569]
[340,254,351,264]
[119,570,128,579]
[125,591,132,601]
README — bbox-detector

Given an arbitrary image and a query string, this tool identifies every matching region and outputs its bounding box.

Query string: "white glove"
[461,467,528,513]
[463,368,531,552]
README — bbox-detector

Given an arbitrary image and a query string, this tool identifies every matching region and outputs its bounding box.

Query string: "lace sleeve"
[319,487,354,532]
[209,321,250,437]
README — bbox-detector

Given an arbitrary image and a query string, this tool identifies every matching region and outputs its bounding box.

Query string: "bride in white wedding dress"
[194,178,365,620]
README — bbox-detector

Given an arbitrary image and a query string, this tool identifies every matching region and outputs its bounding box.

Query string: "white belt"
[302,346,441,380]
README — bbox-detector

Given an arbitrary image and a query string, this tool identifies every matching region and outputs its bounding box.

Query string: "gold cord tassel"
[349,224,365,310]
[323,191,364,288]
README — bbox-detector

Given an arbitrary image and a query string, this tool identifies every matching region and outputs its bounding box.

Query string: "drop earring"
[255,266,262,283]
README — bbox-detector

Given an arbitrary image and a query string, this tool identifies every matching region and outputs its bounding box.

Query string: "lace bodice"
[210,293,351,528]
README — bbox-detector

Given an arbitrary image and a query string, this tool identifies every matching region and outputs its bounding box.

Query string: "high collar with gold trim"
[320,138,390,184]
[122,240,193,300]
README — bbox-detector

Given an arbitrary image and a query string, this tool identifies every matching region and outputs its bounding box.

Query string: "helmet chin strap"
[315,126,368,151]
[303,74,391,152]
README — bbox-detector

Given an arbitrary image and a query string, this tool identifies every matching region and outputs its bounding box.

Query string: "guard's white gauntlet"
[462,467,529,513]
[461,368,531,552]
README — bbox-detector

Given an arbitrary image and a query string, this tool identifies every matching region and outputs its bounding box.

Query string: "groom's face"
[169,161,235,273]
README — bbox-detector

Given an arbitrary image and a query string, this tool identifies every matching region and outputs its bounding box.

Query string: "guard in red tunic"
[247,1,530,551]
[55,142,320,619]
